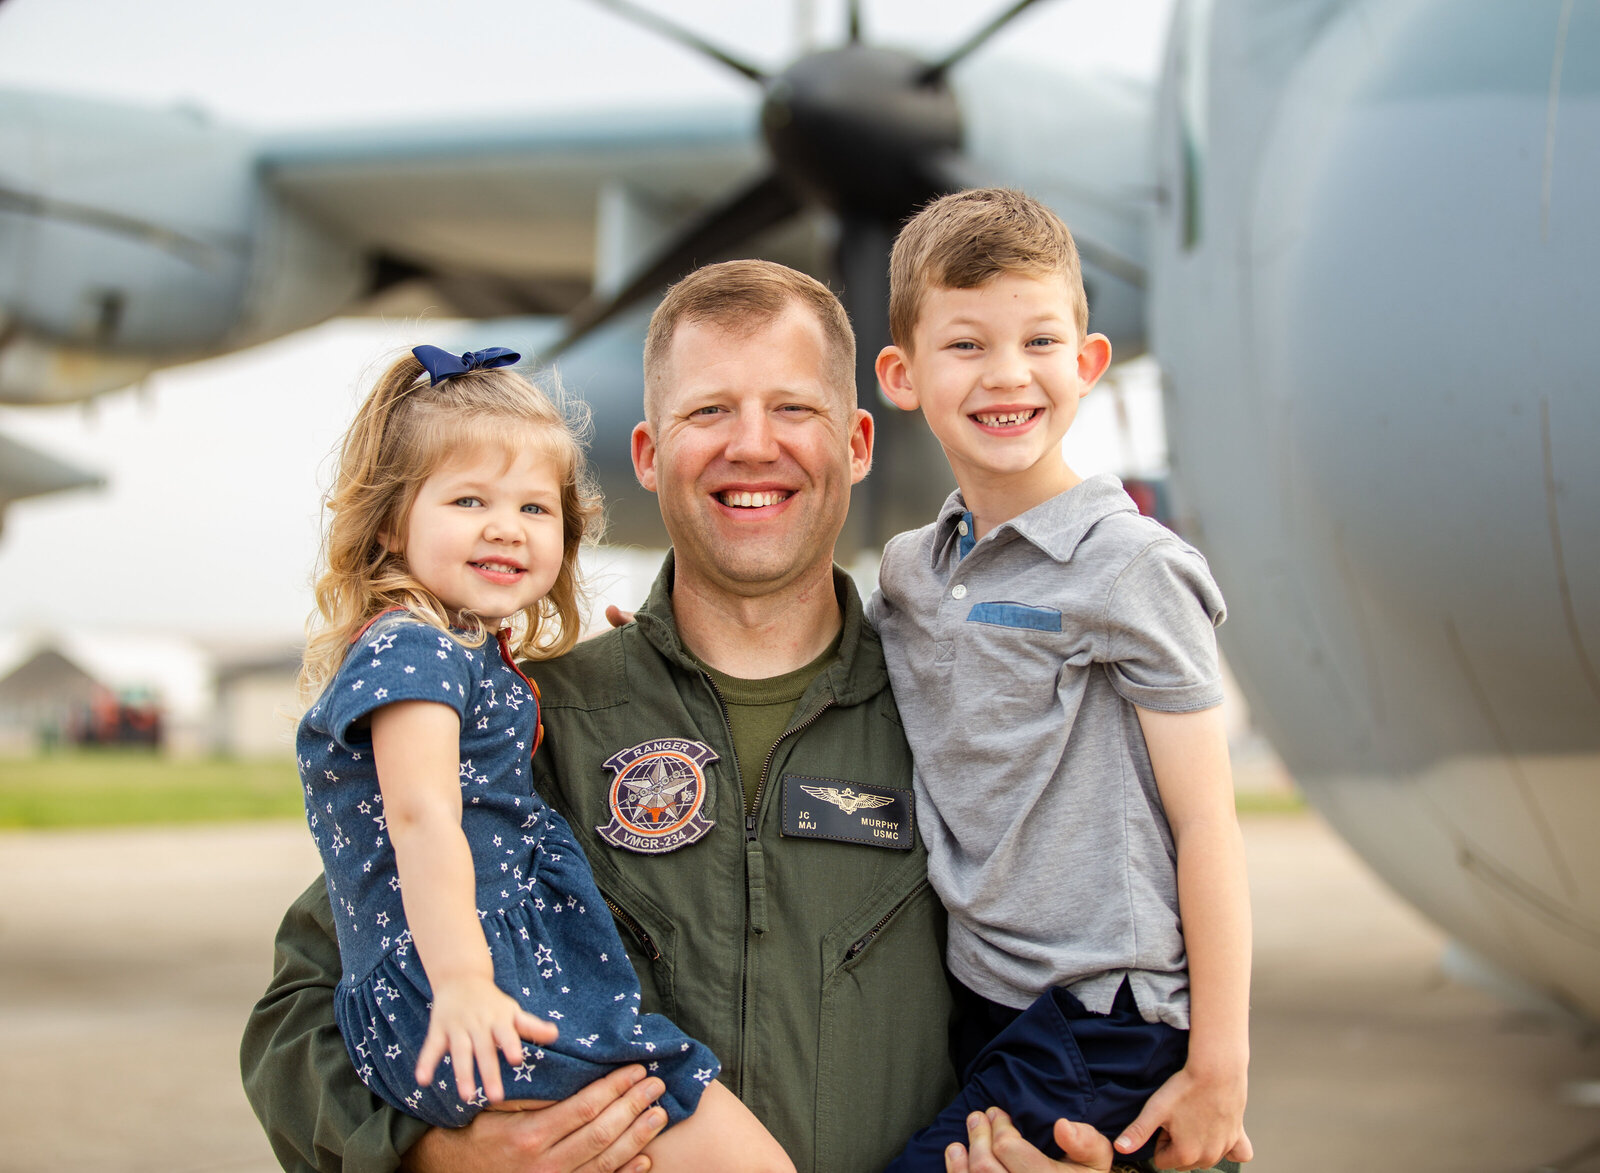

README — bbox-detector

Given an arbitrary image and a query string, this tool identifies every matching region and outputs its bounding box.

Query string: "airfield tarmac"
[1,812,1597,1173]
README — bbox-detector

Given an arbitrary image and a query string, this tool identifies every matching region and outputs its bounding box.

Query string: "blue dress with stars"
[297,612,718,1130]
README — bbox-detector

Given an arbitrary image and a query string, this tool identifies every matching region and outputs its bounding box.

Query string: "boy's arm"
[1116,704,1252,1169]
[240,876,431,1173]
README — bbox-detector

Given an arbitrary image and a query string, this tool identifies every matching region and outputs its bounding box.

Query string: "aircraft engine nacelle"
[0,91,366,404]
[1154,0,1600,1016]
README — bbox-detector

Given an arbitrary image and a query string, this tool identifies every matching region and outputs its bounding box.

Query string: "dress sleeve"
[239,878,430,1173]
[1101,540,1227,713]
[318,618,475,749]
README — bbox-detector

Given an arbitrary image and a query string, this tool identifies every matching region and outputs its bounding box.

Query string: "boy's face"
[876,272,1111,508]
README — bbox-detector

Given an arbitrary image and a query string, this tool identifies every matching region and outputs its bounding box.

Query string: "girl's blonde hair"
[299,350,603,701]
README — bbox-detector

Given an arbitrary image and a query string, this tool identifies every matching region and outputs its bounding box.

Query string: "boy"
[868,189,1252,1172]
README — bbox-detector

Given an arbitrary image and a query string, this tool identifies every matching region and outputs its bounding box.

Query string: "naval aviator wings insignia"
[799,785,895,815]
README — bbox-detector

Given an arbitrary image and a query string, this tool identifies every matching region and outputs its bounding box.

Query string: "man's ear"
[631,421,659,492]
[875,346,920,412]
[1077,333,1114,393]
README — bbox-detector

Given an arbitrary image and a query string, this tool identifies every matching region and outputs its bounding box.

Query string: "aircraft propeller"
[545,0,1055,544]
[547,0,1048,357]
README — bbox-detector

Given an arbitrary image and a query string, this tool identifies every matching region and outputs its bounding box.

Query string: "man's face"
[632,305,872,598]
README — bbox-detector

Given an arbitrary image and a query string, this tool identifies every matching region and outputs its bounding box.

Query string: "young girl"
[296,345,791,1170]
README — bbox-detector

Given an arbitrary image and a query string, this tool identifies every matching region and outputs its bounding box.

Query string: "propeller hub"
[762,45,962,221]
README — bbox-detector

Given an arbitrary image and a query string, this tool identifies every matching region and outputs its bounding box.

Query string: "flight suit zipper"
[602,893,660,961]
[699,669,834,1100]
[843,879,929,962]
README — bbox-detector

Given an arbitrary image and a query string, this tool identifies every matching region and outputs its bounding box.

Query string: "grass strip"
[0,751,1306,827]
[0,752,303,828]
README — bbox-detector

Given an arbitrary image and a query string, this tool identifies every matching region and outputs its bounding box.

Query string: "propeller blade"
[832,214,954,551]
[847,0,863,43]
[920,0,1053,85]
[1069,235,1147,291]
[0,183,221,267]
[921,152,1146,288]
[539,170,801,361]
[584,0,768,83]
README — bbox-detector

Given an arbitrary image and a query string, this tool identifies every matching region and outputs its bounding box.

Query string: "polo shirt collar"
[929,473,1139,566]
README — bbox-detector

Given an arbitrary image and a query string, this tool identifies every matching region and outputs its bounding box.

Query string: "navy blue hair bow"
[412,344,521,386]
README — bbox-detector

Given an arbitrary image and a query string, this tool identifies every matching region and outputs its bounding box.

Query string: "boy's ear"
[875,345,920,412]
[1077,333,1114,393]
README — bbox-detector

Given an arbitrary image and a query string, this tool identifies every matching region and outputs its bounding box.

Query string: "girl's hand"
[1113,1063,1252,1170]
[417,976,559,1104]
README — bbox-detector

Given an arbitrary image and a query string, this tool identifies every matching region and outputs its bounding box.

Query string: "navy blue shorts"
[885,979,1187,1171]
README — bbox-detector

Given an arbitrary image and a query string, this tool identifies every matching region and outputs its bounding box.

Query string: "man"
[241,260,1117,1173]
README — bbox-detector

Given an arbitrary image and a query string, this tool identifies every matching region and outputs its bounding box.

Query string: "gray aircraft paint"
[1152,0,1600,1017]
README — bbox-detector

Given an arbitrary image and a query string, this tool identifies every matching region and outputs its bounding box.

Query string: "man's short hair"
[888,188,1088,349]
[642,260,857,423]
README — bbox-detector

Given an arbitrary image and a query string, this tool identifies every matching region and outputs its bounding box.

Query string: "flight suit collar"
[633,549,889,708]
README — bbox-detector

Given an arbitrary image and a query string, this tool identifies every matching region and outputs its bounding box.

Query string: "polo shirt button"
[952,584,968,599]
[957,520,969,536]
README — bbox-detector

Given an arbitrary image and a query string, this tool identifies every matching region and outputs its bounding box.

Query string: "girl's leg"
[642,1080,795,1173]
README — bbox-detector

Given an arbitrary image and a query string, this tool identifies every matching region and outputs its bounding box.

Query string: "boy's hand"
[1114,1064,1252,1170]
[416,976,560,1103]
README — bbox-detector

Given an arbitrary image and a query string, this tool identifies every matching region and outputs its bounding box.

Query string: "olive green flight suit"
[241,559,957,1173]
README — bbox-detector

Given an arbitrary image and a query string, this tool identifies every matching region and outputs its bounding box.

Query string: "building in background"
[0,630,289,757]
[210,644,302,758]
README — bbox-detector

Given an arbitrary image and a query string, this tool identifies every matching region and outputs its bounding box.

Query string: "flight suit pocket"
[816,879,956,1173]
[596,884,678,1021]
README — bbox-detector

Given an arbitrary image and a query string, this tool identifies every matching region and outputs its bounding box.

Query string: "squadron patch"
[597,738,717,854]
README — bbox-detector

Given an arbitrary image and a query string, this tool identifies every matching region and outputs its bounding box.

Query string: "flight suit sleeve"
[240,876,430,1173]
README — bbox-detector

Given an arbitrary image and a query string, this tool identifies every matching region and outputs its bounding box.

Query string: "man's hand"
[944,1109,1113,1173]
[1113,1065,1252,1170]
[401,1065,668,1173]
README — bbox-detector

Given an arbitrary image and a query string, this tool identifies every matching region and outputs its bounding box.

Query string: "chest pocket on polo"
[965,601,1062,632]
[955,600,1073,709]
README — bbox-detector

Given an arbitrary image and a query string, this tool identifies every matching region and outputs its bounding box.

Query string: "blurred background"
[1,1,1597,1169]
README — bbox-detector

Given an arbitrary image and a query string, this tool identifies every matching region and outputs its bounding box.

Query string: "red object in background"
[74,684,162,748]
[1122,476,1171,525]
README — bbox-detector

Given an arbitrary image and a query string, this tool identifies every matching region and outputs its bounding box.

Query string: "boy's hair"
[642,259,856,422]
[300,351,603,701]
[889,188,1088,349]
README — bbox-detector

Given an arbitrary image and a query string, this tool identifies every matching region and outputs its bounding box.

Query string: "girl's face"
[384,440,566,624]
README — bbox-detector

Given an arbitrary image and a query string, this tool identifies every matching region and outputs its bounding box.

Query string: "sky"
[0,0,1176,644]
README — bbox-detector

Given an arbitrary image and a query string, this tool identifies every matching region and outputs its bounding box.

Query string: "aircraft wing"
[0,431,103,533]
[259,103,773,318]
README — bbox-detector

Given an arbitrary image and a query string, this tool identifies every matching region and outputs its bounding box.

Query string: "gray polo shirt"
[867,474,1225,1027]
